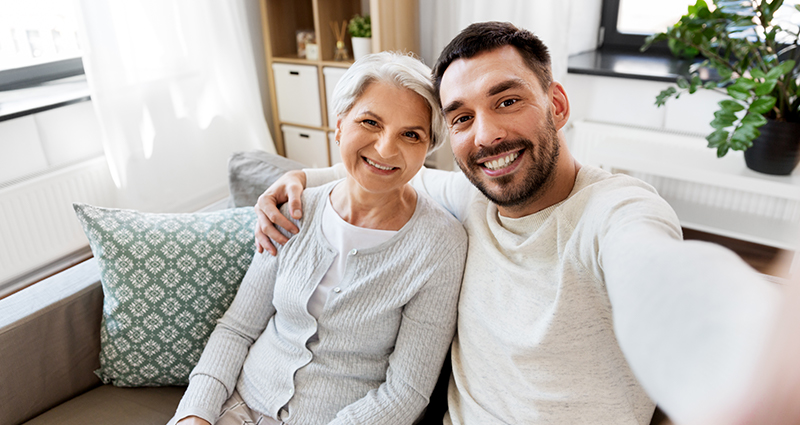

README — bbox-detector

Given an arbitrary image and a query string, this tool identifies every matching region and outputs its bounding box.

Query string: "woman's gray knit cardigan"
[172,181,468,425]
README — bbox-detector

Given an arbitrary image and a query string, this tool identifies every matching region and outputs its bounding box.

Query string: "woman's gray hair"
[331,51,446,153]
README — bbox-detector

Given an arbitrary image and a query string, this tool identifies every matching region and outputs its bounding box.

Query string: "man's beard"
[455,114,560,209]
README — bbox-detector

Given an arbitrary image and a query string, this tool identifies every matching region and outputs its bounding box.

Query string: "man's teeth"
[483,152,519,171]
[366,157,394,171]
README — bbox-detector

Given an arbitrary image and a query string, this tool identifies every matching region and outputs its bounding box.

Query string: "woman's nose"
[374,134,399,158]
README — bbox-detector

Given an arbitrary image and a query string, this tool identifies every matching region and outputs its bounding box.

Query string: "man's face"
[439,46,563,210]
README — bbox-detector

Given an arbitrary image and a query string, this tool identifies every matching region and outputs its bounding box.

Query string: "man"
[254,22,790,424]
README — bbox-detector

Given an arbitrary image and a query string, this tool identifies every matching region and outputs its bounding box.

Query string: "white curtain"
[418,0,602,83]
[76,0,275,212]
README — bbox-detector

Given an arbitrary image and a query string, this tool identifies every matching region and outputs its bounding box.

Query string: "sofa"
[0,151,669,425]
[0,151,305,425]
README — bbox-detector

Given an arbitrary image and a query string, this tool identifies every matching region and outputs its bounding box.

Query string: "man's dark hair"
[432,21,552,104]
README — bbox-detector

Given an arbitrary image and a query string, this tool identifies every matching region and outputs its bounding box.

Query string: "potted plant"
[348,14,372,61]
[642,0,800,175]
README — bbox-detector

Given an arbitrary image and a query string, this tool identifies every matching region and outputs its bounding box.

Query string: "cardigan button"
[349,249,357,255]
[333,287,342,293]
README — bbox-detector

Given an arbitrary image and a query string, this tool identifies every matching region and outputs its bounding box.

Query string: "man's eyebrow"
[441,100,463,117]
[487,78,526,97]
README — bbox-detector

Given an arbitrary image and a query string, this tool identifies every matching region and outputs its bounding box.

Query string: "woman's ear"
[549,81,570,130]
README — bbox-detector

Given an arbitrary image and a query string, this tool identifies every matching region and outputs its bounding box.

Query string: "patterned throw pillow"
[73,203,257,387]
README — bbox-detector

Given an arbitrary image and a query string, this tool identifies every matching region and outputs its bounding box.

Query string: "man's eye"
[499,99,517,108]
[453,115,472,125]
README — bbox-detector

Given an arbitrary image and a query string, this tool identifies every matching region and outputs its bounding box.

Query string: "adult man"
[254,22,786,424]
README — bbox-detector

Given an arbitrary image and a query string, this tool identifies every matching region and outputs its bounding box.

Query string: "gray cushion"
[228,150,305,207]
[23,385,185,425]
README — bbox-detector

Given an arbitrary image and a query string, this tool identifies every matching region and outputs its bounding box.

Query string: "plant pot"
[351,37,372,61]
[744,119,800,175]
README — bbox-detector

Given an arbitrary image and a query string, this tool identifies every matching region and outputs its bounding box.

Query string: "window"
[601,0,701,50]
[0,0,83,91]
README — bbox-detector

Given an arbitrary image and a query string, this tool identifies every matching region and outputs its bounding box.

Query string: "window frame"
[0,57,85,92]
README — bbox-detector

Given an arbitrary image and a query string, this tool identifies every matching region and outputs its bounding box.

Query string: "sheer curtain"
[419,0,602,82]
[76,0,275,212]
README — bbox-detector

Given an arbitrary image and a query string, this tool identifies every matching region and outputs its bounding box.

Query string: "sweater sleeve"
[304,163,347,187]
[329,236,468,425]
[409,167,474,222]
[598,193,781,424]
[169,249,281,424]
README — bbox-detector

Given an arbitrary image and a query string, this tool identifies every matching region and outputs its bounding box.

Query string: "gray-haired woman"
[168,52,467,425]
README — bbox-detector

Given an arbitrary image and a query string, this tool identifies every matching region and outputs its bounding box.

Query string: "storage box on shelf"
[260,0,418,167]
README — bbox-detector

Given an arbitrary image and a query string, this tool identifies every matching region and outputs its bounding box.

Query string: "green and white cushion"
[73,203,257,387]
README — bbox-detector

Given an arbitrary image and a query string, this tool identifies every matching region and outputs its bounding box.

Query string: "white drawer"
[272,63,322,127]
[282,125,328,168]
[323,66,348,129]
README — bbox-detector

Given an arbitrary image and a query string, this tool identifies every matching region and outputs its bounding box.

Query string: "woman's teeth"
[366,157,394,171]
[483,152,519,171]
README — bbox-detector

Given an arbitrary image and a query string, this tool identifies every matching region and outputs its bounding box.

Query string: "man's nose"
[473,115,506,147]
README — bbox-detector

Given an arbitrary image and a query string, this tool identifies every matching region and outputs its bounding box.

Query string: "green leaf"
[677,76,690,89]
[766,60,795,79]
[754,80,777,96]
[731,124,760,148]
[750,68,767,79]
[711,110,738,128]
[704,81,717,89]
[655,87,678,106]
[716,145,730,157]
[706,129,729,147]
[748,96,777,114]
[727,85,751,101]
[719,99,746,112]
[741,112,768,127]
[718,67,734,80]
[733,77,757,90]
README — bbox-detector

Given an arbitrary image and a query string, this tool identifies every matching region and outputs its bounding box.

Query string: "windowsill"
[0,75,91,123]
[567,46,720,83]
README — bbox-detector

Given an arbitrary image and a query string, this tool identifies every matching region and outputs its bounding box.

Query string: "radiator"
[0,156,116,295]
[569,120,800,251]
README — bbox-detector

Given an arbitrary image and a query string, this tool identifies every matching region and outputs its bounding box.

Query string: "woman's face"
[336,81,432,196]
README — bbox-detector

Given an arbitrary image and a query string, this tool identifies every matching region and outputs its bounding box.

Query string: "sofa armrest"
[0,258,103,425]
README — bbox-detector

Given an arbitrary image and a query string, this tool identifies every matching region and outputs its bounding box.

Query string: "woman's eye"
[361,119,378,127]
[499,99,517,108]
[404,131,420,140]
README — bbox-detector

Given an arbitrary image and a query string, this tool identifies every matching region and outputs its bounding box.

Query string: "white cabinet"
[282,125,329,168]
[323,67,348,130]
[272,63,322,127]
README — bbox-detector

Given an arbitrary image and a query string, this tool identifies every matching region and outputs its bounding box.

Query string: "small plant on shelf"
[348,14,371,38]
[642,0,800,158]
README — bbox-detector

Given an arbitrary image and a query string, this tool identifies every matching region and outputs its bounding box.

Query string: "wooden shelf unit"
[259,0,419,161]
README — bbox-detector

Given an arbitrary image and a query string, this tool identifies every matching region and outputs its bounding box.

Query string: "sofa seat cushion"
[23,385,185,425]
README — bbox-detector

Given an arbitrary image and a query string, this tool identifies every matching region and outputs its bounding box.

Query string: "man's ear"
[549,82,570,130]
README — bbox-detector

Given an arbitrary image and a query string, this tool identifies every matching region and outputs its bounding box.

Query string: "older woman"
[168,52,467,425]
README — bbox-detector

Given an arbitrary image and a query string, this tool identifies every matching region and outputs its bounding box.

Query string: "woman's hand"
[254,170,307,255]
[176,416,211,425]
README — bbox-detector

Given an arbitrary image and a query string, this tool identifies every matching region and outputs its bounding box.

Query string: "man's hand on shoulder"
[254,169,307,255]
